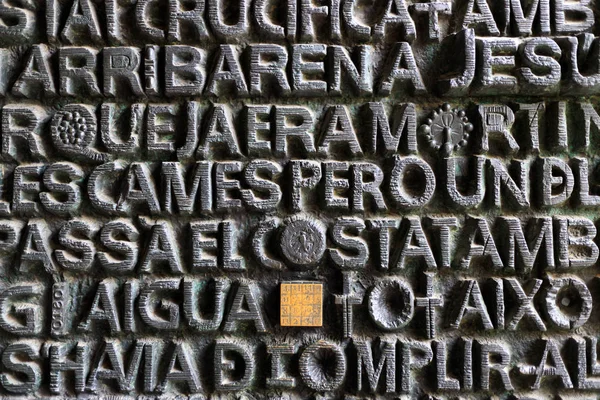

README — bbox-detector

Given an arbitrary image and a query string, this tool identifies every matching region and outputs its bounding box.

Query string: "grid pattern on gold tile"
[280,282,323,327]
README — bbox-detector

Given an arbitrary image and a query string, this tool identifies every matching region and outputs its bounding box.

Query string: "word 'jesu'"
[8,35,600,97]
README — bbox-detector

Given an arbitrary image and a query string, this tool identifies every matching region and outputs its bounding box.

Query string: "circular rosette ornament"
[279,216,327,270]
[419,103,473,156]
[51,104,107,162]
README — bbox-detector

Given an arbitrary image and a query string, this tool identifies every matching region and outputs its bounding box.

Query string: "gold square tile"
[280,282,323,327]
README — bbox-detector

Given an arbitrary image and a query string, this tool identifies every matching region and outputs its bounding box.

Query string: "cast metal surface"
[0,0,596,399]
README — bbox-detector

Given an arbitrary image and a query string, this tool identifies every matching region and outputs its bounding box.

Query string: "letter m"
[355,340,396,393]
[502,216,554,273]
[367,102,416,155]
[510,0,550,35]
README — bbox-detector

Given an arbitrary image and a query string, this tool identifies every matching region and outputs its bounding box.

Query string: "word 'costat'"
[2,215,597,275]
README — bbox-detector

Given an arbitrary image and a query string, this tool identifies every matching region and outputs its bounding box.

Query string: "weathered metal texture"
[0,0,597,399]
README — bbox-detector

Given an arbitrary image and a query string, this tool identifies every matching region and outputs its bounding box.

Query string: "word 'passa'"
[9,35,600,98]
[3,215,597,274]
[0,0,596,44]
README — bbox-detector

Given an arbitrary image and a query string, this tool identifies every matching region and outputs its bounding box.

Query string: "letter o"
[299,341,346,391]
[368,278,414,331]
[545,277,592,329]
[389,156,435,208]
